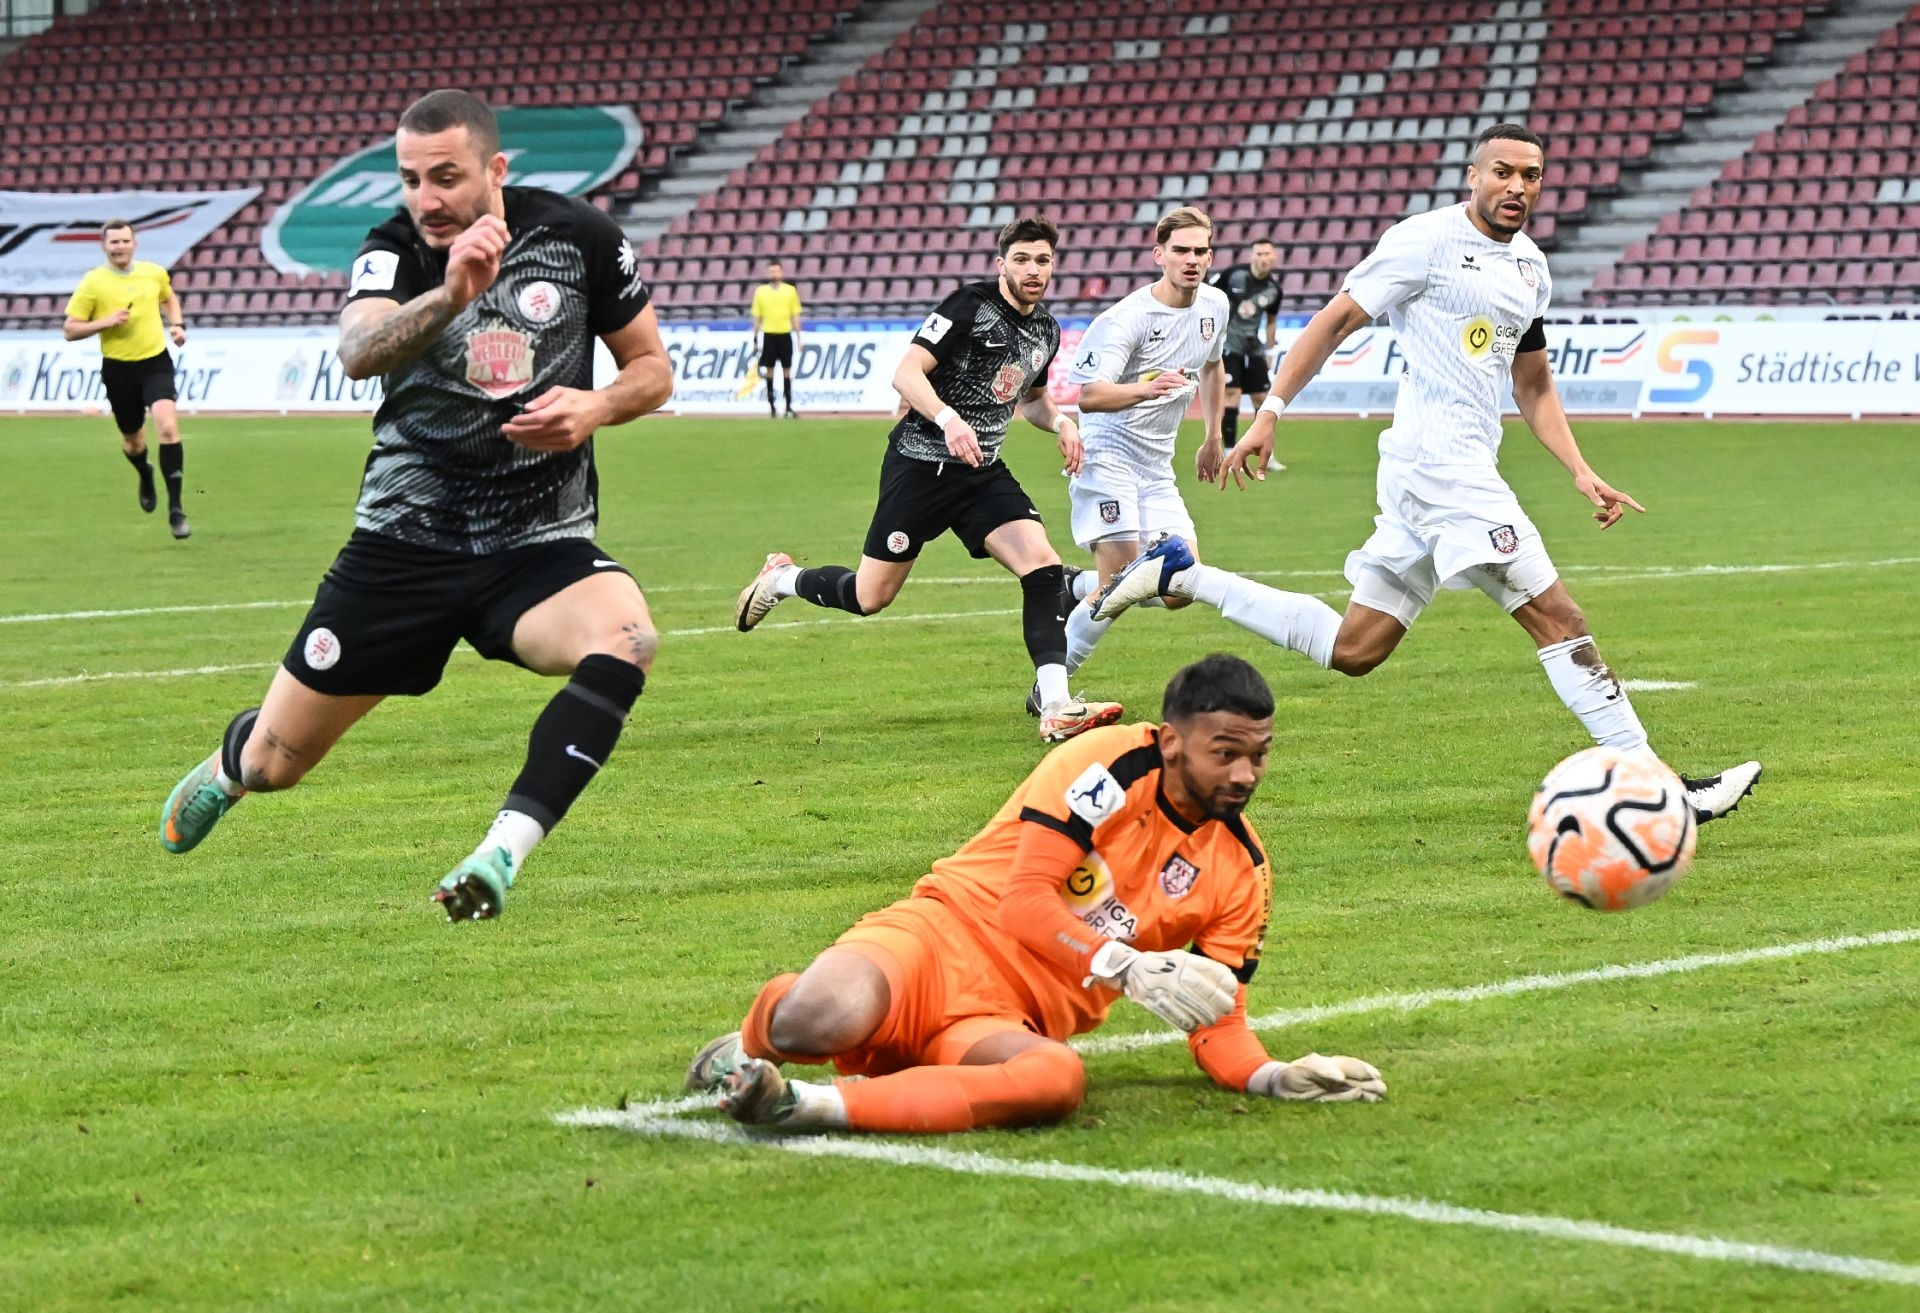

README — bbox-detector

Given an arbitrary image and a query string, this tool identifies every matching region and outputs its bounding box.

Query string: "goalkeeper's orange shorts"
[826,895,1042,1077]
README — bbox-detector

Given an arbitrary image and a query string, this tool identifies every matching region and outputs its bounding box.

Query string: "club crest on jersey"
[1099,499,1121,525]
[1199,317,1216,342]
[516,280,561,325]
[1519,262,1538,289]
[991,361,1027,403]
[886,530,911,555]
[1159,853,1201,899]
[1031,346,1046,372]
[1489,524,1520,555]
[465,325,535,398]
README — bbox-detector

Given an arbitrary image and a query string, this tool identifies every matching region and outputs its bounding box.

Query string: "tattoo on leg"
[621,622,658,668]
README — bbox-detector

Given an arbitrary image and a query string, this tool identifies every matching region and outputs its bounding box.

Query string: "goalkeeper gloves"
[1087,941,1238,1032]
[1249,1053,1386,1103]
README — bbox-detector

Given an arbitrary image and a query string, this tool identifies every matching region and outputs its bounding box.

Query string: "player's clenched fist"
[1249,1052,1386,1103]
[1088,941,1238,1032]
[445,213,509,309]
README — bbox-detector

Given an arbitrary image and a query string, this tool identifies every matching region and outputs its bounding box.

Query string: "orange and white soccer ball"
[1527,746,1697,911]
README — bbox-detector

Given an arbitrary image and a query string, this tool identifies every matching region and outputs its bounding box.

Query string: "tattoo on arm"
[339,287,460,379]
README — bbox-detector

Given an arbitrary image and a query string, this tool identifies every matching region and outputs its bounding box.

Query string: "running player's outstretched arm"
[1219,292,1374,488]
[1016,380,1082,475]
[1512,345,1645,530]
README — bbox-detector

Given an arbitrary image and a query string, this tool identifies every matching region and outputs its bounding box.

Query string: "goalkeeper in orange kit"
[684,654,1385,1133]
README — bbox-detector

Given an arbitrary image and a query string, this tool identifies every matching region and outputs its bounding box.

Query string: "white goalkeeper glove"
[1087,941,1238,1032]
[1249,1053,1386,1103]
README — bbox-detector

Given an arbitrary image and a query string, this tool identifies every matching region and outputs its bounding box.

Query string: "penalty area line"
[556,1108,1920,1289]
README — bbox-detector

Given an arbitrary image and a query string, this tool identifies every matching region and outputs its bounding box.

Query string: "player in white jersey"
[1094,125,1761,825]
[1053,206,1228,686]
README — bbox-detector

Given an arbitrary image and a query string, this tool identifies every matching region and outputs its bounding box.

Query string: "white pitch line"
[1621,679,1697,692]
[1075,927,1920,1056]
[557,1108,1920,1289]
[6,555,1917,628]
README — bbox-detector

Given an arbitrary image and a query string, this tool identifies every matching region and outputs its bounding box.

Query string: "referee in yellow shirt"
[64,219,193,538]
[749,259,802,419]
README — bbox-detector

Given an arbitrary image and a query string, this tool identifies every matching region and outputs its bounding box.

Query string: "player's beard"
[1481,195,1530,235]
[1173,761,1254,822]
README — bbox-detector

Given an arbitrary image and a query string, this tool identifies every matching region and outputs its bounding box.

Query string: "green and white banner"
[261,106,642,275]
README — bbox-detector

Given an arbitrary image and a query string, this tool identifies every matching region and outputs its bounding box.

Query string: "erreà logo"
[261,106,643,276]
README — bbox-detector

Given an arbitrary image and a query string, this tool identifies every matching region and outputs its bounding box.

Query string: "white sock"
[1179,564,1339,669]
[213,763,245,797]
[477,808,546,870]
[783,1079,849,1130]
[1537,637,1650,751]
[1064,597,1112,676]
[770,564,801,598]
[1035,662,1070,706]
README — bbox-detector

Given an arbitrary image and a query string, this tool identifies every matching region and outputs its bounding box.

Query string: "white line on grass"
[7,555,1917,628]
[1075,927,1920,1056]
[1621,679,1697,692]
[557,1107,1920,1289]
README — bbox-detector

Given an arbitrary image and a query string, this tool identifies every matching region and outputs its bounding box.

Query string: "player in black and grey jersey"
[731,215,1121,743]
[157,90,674,922]
[1209,237,1285,470]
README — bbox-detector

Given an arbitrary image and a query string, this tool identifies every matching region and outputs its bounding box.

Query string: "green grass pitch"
[3,411,1918,1310]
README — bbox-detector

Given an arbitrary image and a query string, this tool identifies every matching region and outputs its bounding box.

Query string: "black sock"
[783,375,794,412]
[1019,565,1068,669]
[158,443,184,510]
[124,447,152,473]
[220,706,259,787]
[1222,409,1239,449]
[766,370,777,417]
[794,565,865,615]
[501,654,644,831]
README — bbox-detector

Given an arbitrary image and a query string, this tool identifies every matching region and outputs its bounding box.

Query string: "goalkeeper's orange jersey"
[912,723,1271,1043]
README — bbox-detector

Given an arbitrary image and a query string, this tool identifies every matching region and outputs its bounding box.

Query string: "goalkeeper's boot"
[734,551,795,632]
[1038,696,1124,743]
[160,753,242,854]
[684,1031,748,1094]
[1091,532,1195,621]
[1682,760,1763,824]
[718,1058,799,1126]
[433,845,515,922]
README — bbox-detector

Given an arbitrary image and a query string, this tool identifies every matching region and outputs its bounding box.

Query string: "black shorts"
[100,351,175,434]
[1222,350,1272,395]
[759,333,794,370]
[862,445,1043,563]
[283,529,636,697]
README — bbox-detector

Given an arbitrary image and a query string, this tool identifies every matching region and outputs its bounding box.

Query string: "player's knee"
[1329,639,1387,677]
[587,625,656,671]
[1163,595,1192,611]
[854,579,898,614]
[767,997,870,1057]
[1009,1045,1086,1124]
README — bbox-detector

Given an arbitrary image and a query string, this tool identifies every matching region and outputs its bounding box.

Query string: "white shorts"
[1068,460,1197,551]
[1343,459,1558,628]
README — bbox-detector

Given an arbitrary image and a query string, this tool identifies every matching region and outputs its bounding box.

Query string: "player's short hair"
[1162,654,1275,724]
[1250,236,1277,248]
[1155,206,1214,246]
[397,89,501,159]
[997,215,1058,257]
[1474,122,1545,159]
[99,219,133,240]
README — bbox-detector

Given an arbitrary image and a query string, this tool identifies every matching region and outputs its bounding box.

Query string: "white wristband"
[1257,395,1288,419]
[1050,412,1073,434]
[933,405,958,429]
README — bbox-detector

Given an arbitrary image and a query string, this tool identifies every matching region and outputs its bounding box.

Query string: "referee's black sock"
[766,370,778,418]
[501,654,645,831]
[1019,565,1069,669]
[123,447,153,474]
[158,442,184,511]
[783,374,794,414]
[795,565,866,615]
[1222,409,1239,449]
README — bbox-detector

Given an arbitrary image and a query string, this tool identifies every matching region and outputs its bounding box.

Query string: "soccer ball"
[1526,746,1697,912]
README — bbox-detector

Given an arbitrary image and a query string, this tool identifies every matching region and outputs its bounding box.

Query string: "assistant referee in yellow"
[749,258,802,419]
[64,219,193,538]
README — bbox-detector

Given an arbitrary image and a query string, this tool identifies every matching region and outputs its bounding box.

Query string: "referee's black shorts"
[758,333,794,371]
[100,351,176,434]
[1222,350,1272,395]
[861,445,1043,563]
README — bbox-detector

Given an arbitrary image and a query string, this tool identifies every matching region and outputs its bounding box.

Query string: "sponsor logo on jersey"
[1065,762,1126,825]
[1099,498,1120,524]
[1158,852,1201,899]
[919,311,953,344]
[349,250,398,294]
[466,325,536,397]
[303,626,342,670]
[1461,316,1496,359]
[517,279,562,324]
[990,360,1027,403]
[1238,298,1258,318]
[1489,524,1520,555]
[1199,317,1216,342]
[1461,253,1480,270]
